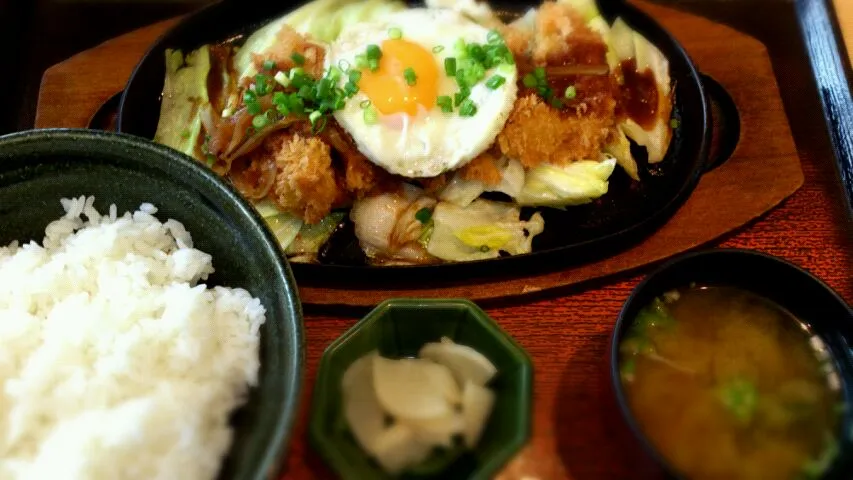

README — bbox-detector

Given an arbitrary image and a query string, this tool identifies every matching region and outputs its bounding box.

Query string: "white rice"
[0,196,266,480]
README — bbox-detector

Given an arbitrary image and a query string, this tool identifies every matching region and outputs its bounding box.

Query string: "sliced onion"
[389,196,437,250]
[222,117,299,165]
[229,155,277,200]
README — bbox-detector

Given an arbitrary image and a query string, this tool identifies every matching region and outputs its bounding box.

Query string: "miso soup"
[619,286,843,480]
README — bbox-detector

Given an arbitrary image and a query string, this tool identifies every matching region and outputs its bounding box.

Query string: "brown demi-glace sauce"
[618,58,659,129]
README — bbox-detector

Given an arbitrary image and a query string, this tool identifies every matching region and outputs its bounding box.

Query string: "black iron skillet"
[118,0,737,285]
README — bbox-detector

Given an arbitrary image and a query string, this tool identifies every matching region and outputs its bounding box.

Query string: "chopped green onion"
[246,101,261,116]
[364,106,378,125]
[180,129,190,139]
[368,58,380,72]
[252,114,269,129]
[415,207,432,224]
[388,27,402,39]
[534,66,546,81]
[290,52,306,66]
[338,59,351,72]
[455,68,467,87]
[522,73,537,88]
[432,45,445,53]
[458,98,477,117]
[366,44,382,60]
[288,95,305,114]
[445,57,457,76]
[206,154,216,167]
[349,70,362,84]
[564,85,577,99]
[467,44,486,63]
[436,95,453,113]
[670,118,681,129]
[404,67,417,86]
[454,38,467,56]
[360,99,371,109]
[550,97,564,109]
[274,70,290,87]
[297,85,312,99]
[454,87,471,106]
[354,54,368,69]
[316,78,332,98]
[328,66,342,81]
[309,110,322,125]
[289,67,305,80]
[344,82,359,97]
[486,74,506,89]
[254,74,271,96]
[262,59,276,71]
[487,30,502,45]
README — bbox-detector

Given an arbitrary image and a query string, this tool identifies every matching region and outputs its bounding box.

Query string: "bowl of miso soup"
[610,249,853,480]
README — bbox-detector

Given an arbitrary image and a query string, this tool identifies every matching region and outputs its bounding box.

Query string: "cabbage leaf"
[426,200,544,262]
[438,158,526,207]
[154,46,210,159]
[254,200,303,250]
[515,158,617,207]
[234,0,405,82]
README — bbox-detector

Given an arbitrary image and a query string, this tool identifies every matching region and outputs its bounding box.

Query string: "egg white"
[326,8,518,178]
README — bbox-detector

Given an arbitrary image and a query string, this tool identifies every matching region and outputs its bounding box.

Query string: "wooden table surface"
[835,0,853,65]
[32,1,853,479]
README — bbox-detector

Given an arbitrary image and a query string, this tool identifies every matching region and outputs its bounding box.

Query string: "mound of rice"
[0,196,266,480]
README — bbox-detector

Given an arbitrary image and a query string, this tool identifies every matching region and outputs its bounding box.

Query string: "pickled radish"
[419,337,498,386]
[340,339,499,475]
[372,356,456,420]
[461,381,496,448]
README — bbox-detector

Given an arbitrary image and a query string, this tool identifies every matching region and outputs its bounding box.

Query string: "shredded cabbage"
[515,158,617,207]
[234,0,405,82]
[439,158,526,207]
[607,18,674,164]
[254,200,303,250]
[558,0,601,22]
[285,212,345,257]
[605,130,639,181]
[154,47,210,159]
[426,200,544,262]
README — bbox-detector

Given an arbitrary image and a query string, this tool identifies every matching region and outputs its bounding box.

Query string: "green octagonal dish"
[309,298,532,480]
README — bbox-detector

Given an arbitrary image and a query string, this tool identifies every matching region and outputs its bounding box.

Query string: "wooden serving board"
[35,0,803,306]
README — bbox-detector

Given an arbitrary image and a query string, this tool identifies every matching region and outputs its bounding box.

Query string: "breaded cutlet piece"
[498,94,614,168]
[251,25,325,78]
[270,133,339,224]
[458,147,503,186]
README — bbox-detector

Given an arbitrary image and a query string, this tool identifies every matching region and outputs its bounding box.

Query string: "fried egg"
[326,9,518,178]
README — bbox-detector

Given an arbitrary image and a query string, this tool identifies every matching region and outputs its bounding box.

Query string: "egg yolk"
[359,39,439,117]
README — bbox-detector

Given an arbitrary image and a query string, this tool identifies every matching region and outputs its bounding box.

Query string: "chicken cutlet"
[498,93,614,167]
[267,132,340,224]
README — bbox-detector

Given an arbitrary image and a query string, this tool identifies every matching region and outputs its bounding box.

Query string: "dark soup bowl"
[610,249,853,480]
[0,128,304,480]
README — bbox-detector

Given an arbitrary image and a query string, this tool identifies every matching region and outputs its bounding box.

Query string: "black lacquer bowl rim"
[609,248,853,480]
[117,0,713,283]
